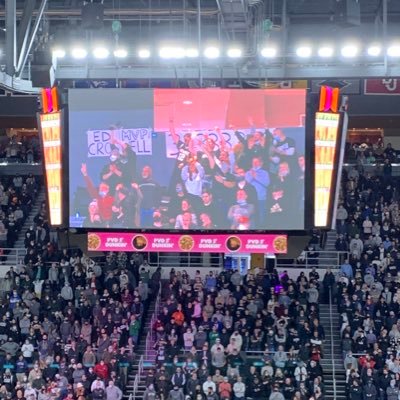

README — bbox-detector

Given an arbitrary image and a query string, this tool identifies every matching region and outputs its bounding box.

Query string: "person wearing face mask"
[100,147,123,195]
[245,157,270,227]
[270,128,296,173]
[227,189,255,230]
[81,163,114,227]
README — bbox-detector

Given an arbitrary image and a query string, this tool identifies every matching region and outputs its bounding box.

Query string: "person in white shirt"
[233,376,246,399]
[202,376,216,394]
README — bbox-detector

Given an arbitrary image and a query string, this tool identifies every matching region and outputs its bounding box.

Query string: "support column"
[5,0,16,76]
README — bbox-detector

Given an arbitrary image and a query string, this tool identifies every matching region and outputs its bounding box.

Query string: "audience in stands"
[0,136,40,164]
[146,268,326,400]
[337,142,400,399]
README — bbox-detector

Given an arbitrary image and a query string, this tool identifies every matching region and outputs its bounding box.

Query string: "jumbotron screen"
[68,88,306,230]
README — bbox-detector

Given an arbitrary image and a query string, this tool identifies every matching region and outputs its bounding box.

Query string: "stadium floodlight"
[318,46,334,58]
[260,47,277,58]
[296,46,312,58]
[52,48,66,59]
[204,46,220,59]
[341,44,359,58]
[367,44,381,57]
[159,47,186,59]
[113,48,128,58]
[387,45,400,57]
[227,48,242,58]
[185,48,199,58]
[138,48,151,59]
[71,47,87,59]
[93,47,110,59]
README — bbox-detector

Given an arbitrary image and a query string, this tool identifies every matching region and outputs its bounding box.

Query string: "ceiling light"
[367,44,381,56]
[227,48,242,58]
[296,46,312,58]
[318,46,334,58]
[93,47,109,59]
[387,45,400,57]
[159,47,186,59]
[260,47,277,58]
[52,48,66,59]
[341,44,358,58]
[204,46,220,59]
[185,48,199,58]
[113,48,128,58]
[71,47,87,59]
[138,49,151,59]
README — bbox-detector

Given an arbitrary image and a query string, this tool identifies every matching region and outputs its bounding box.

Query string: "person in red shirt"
[81,163,114,225]
[172,304,185,326]
[94,360,109,380]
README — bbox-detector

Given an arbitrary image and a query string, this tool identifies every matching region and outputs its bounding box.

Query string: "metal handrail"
[329,286,337,399]
[276,250,349,270]
[145,281,162,360]
[132,355,144,400]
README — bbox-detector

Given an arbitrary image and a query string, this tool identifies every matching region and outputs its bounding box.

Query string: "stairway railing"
[329,286,337,399]
[132,355,144,400]
[145,281,162,361]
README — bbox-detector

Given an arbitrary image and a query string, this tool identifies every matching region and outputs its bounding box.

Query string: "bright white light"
[204,46,220,59]
[260,47,277,58]
[341,44,358,58]
[52,48,66,59]
[113,48,128,58]
[227,48,242,58]
[387,45,400,57]
[71,47,87,59]
[367,45,381,56]
[318,46,334,58]
[296,46,312,58]
[93,47,109,59]
[183,100,192,105]
[159,47,186,59]
[138,49,151,59]
[185,48,199,58]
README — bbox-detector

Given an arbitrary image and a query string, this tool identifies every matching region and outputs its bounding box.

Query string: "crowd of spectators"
[144,268,329,400]
[0,174,39,249]
[336,141,400,399]
[0,220,159,400]
[0,136,40,164]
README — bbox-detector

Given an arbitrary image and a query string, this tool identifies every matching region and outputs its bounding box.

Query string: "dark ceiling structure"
[1,0,400,91]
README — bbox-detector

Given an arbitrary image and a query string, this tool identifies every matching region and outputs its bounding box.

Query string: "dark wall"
[0,96,37,117]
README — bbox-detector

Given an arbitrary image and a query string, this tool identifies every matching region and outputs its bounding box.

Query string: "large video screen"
[69,88,306,230]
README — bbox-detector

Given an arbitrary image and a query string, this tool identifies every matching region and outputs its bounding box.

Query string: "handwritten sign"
[87,128,152,157]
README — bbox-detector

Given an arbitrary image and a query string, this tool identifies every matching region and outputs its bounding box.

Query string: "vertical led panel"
[39,112,63,226]
[314,112,340,227]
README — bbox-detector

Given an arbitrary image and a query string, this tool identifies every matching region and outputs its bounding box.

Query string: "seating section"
[338,143,400,399]
[144,269,326,400]
[0,247,157,400]
[0,136,40,164]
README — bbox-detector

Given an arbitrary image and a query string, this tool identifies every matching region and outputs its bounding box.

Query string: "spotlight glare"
[367,45,381,57]
[93,47,110,59]
[71,47,87,59]
[318,46,334,58]
[296,46,312,58]
[138,49,151,59]
[113,48,128,58]
[204,46,220,59]
[387,45,400,57]
[159,47,186,59]
[52,48,66,59]
[227,48,242,58]
[185,48,199,58]
[260,47,277,58]
[341,44,358,58]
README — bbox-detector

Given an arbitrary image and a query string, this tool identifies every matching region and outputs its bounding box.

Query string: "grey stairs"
[321,230,342,268]
[124,298,157,399]
[5,188,46,264]
[319,304,346,400]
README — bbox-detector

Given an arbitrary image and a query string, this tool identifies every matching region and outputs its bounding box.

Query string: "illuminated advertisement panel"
[39,112,63,226]
[314,112,340,227]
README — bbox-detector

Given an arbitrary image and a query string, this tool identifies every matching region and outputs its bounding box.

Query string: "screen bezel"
[67,88,312,234]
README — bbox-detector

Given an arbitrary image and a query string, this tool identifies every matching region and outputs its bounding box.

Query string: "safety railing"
[0,248,27,266]
[329,286,337,400]
[148,252,223,269]
[145,281,162,361]
[275,250,348,270]
[132,355,144,400]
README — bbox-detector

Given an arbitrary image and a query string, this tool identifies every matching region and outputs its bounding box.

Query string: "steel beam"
[54,63,400,80]
[17,0,37,67]
[5,0,16,76]
[16,0,48,76]
[0,71,40,93]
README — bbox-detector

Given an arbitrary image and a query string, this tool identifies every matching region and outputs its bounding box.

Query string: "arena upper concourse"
[1,1,400,400]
